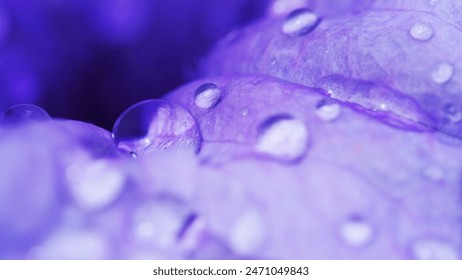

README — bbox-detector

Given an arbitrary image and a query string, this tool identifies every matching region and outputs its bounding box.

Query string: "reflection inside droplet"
[112,99,201,157]
[431,62,454,84]
[256,114,309,162]
[316,99,341,122]
[282,8,321,36]
[339,216,374,248]
[1,104,51,126]
[194,83,223,109]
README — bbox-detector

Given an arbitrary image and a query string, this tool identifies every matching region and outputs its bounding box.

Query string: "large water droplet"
[339,216,374,248]
[229,209,266,256]
[1,104,51,126]
[282,8,321,36]
[411,238,459,260]
[112,100,201,157]
[194,83,223,109]
[316,99,341,122]
[431,62,454,84]
[66,159,125,211]
[256,114,309,162]
[409,23,434,41]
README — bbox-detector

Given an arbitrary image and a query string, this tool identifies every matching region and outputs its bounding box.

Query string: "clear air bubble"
[229,209,266,256]
[1,104,51,126]
[282,8,321,36]
[112,100,201,157]
[66,159,125,211]
[194,83,223,109]
[409,23,434,41]
[256,114,309,162]
[339,216,374,248]
[431,62,454,84]
[412,238,459,260]
[316,99,341,122]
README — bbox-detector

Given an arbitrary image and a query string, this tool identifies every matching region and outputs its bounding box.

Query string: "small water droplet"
[409,23,434,41]
[229,209,266,256]
[256,114,309,162]
[132,197,192,249]
[442,103,462,123]
[282,8,321,36]
[316,99,341,122]
[194,83,223,109]
[112,100,201,157]
[1,104,51,126]
[240,108,249,117]
[431,62,454,84]
[421,165,444,182]
[339,216,374,248]
[412,238,459,260]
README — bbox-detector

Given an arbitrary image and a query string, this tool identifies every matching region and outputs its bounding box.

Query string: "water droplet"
[421,165,444,182]
[339,216,374,248]
[1,104,51,126]
[282,8,321,36]
[132,197,192,249]
[316,99,341,122]
[194,83,223,109]
[442,103,462,123]
[412,238,459,260]
[431,62,454,84]
[112,100,201,157]
[229,209,266,256]
[409,23,434,41]
[66,159,125,211]
[240,108,249,117]
[256,114,309,162]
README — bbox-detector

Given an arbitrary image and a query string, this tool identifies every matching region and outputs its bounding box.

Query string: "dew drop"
[1,104,51,126]
[409,23,434,41]
[431,62,454,84]
[442,103,462,123]
[112,99,201,157]
[132,198,191,249]
[282,8,321,36]
[194,83,223,109]
[229,209,266,256]
[339,216,374,248]
[411,238,459,260]
[256,114,309,162]
[316,99,341,122]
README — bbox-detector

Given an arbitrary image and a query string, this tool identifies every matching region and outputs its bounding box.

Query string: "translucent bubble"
[256,114,309,162]
[316,99,341,122]
[442,103,462,123]
[431,62,454,84]
[282,8,321,36]
[339,216,374,248]
[194,83,223,109]
[1,104,51,126]
[409,23,434,41]
[112,100,201,157]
